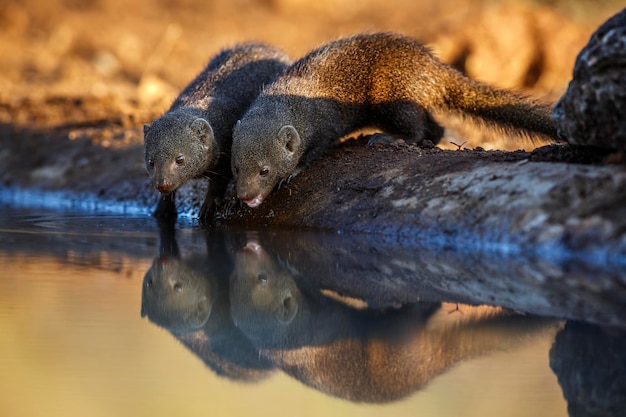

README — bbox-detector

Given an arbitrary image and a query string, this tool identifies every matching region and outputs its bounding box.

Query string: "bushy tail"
[434,65,558,141]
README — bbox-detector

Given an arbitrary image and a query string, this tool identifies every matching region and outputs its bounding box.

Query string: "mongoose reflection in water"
[231,32,559,208]
[143,43,291,219]
[228,237,556,403]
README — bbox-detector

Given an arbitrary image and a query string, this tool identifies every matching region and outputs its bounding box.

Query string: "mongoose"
[231,32,559,208]
[143,43,291,219]
[229,236,554,402]
[141,223,273,381]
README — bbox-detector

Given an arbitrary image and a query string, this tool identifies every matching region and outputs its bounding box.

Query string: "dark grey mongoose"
[231,32,558,208]
[143,43,291,219]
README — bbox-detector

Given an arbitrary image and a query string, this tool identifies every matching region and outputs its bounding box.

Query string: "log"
[218,140,626,265]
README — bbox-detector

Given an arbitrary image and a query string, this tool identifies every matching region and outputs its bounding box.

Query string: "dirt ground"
[0,0,623,213]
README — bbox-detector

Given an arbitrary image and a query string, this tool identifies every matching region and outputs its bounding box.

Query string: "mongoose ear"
[275,294,298,324]
[190,118,214,145]
[277,125,301,154]
[143,123,150,136]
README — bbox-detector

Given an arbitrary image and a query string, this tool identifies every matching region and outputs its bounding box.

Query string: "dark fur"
[143,43,291,219]
[231,33,558,208]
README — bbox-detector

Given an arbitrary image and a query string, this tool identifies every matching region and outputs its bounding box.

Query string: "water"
[1,203,625,417]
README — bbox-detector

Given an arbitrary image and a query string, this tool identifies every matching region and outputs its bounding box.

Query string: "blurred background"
[0,0,623,147]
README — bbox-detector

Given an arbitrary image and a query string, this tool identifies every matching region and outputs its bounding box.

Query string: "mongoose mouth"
[241,241,263,255]
[156,182,174,194]
[242,195,264,208]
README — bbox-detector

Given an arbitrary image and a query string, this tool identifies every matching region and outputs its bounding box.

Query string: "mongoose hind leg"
[372,101,444,145]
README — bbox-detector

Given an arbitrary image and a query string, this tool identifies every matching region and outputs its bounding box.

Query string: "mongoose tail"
[434,68,558,141]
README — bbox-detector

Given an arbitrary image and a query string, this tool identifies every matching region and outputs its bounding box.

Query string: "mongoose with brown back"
[231,32,559,208]
[143,43,291,219]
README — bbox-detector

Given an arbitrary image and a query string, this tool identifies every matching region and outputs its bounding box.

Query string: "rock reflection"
[141,221,273,381]
[550,322,626,417]
[248,230,626,328]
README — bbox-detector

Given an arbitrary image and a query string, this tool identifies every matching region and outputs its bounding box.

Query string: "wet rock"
[553,8,626,150]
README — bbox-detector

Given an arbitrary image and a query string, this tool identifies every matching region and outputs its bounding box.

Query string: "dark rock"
[553,8,626,150]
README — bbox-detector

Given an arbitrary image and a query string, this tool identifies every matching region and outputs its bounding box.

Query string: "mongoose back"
[231,32,559,208]
[143,43,291,218]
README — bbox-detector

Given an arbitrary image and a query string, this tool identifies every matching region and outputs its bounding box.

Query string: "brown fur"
[231,33,558,208]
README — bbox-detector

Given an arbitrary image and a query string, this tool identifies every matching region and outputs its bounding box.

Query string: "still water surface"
[1,204,624,417]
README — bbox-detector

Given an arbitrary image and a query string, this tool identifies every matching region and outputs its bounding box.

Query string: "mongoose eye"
[257,274,268,284]
[148,159,155,168]
[175,155,185,165]
[173,282,183,292]
[259,167,269,177]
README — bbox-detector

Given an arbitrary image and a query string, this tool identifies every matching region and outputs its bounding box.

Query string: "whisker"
[203,170,234,181]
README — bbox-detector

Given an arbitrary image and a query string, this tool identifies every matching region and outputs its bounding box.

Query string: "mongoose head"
[141,255,215,332]
[231,106,302,208]
[229,239,300,338]
[143,111,218,195]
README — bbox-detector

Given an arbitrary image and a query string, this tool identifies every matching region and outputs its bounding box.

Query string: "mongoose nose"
[156,182,170,193]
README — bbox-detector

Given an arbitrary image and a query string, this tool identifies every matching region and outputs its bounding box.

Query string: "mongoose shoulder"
[231,32,559,208]
[143,43,291,219]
